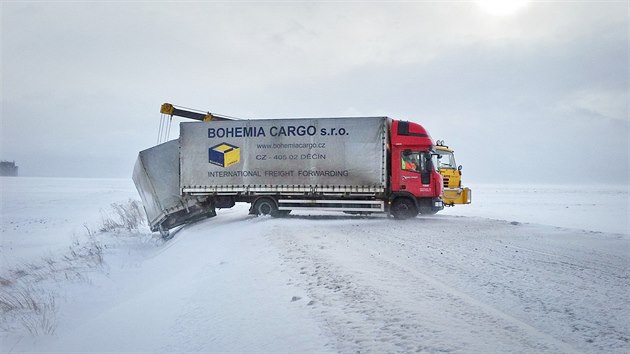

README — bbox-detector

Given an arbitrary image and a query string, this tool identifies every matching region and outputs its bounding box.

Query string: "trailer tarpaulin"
[179,117,388,193]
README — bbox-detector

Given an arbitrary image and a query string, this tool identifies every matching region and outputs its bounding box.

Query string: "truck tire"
[253,197,279,217]
[391,198,418,219]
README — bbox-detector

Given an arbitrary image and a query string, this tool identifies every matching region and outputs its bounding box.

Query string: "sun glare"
[475,0,531,17]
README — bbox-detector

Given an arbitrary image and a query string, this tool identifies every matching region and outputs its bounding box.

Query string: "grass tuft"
[99,199,147,233]
[1,199,150,337]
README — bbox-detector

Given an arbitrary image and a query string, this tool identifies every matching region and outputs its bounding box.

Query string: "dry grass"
[99,199,146,233]
[0,238,104,336]
[1,199,149,337]
[0,286,57,335]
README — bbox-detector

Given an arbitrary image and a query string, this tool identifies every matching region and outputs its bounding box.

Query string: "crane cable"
[157,113,173,145]
[157,114,164,145]
[165,114,173,142]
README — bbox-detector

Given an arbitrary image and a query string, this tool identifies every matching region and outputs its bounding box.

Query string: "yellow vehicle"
[434,140,472,206]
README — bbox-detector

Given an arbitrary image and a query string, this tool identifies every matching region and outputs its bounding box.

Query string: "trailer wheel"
[253,197,279,216]
[391,198,418,219]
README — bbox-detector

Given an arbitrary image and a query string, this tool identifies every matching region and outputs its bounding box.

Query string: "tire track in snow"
[351,241,578,353]
[381,218,630,353]
[267,218,581,353]
[275,230,448,353]
[368,218,629,353]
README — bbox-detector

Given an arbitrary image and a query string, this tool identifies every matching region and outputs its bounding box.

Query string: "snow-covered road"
[267,214,629,353]
[1,179,629,353]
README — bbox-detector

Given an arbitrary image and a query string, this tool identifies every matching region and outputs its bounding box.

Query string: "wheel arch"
[389,191,419,210]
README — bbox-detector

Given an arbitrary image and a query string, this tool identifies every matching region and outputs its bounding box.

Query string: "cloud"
[1,1,627,183]
[556,89,628,122]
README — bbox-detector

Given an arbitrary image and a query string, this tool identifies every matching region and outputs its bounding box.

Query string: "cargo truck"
[133,104,444,237]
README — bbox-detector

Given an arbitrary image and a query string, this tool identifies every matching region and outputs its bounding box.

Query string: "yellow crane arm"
[160,103,234,122]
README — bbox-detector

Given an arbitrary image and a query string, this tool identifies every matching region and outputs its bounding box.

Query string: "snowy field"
[1,177,628,353]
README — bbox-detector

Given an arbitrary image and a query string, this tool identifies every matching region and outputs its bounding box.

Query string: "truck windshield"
[436,150,457,169]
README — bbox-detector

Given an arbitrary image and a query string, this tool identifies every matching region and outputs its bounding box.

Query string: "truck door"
[400,150,432,196]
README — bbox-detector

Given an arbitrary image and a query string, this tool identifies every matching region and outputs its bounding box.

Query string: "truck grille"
[442,176,450,188]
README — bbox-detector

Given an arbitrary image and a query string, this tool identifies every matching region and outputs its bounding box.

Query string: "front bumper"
[442,187,472,206]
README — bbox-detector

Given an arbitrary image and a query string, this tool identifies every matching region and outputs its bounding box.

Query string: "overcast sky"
[1,1,628,184]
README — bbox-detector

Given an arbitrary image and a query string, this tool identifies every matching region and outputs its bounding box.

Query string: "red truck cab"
[389,120,444,217]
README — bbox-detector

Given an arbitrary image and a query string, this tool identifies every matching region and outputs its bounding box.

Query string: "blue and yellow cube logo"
[209,142,240,168]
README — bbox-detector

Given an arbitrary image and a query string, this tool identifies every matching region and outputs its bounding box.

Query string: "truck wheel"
[253,197,278,216]
[391,198,418,219]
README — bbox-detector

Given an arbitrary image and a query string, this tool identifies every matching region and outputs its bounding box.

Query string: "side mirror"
[458,165,463,171]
